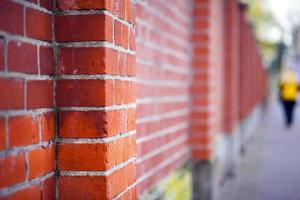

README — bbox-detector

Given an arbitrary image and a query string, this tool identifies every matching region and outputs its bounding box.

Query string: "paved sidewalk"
[216,102,300,200]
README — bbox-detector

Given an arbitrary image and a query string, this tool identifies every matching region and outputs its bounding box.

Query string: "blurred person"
[279,68,299,128]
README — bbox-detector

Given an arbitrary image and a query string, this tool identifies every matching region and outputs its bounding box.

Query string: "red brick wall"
[135,0,193,195]
[0,0,55,199]
[191,0,225,160]
[0,0,267,199]
[239,3,267,122]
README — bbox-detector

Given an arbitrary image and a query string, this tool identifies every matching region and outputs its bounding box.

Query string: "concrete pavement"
[216,102,300,200]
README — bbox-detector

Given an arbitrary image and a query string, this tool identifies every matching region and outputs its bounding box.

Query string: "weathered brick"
[9,115,39,147]
[0,153,26,188]
[26,8,52,41]
[55,14,113,42]
[58,47,106,75]
[59,110,119,138]
[41,112,55,141]
[58,143,111,171]
[56,79,113,107]
[0,78,24,110]
[28,145,55,179]
[57,0,105,10]
[0,0,24,35]
[8,41,38,74]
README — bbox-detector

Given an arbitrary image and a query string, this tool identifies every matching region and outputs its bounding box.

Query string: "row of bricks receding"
[136,20,191,51]
[0,78,135,110]
[137,128,188,161]
[137,101,189,119]
[137,137,187,178]
[136,43,189,66]
[0,1,135,47]
[136,64,190,80]
[59,161,136,200]
[0,40,135,76]
[136,84,189,99]
[136,116,189,141]
[0,144,54,189]
[136,0,191,28]
[137,148,188,195]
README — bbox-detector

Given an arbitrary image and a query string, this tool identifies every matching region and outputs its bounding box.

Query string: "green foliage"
[243,0,281,65]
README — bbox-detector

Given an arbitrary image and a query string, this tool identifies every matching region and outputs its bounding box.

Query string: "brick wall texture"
[0,0,267,199]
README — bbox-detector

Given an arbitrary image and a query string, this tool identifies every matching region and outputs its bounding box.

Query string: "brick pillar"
[191,0,225,199]
[55,1,137,199]
[222,0,241,178]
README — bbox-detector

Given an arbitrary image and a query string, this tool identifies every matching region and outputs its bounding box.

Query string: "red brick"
[58,47,105,75]
[59,176,108,200]
[41,112,55,141]
[39,0,53,10]
[0,118,5,150]
[9,115,39,147]
[59,110,119,138]
[0,0,24,35]
[57,0,105,10]
[123,135,136,161]
[11,184,40,200]
[111,0,125,19]
[40,46,54,75]
[58,143,111,170]
[0,38,4,71]
[26,8,52,41]
[130,28,135,50]
[114,21,129,48]
[125,0,134,23]
[56,79,113,107]
[8,41,38,74]
[28,145,55,179]
[0,78,24,110]
[192,149,212,160]
[127,54,136,76]
[41,176,56,200]
[127,109,136,131]
[58,47,123,75]
[27,80,53,109]
[55,14,112,42]
[0,153,26,188]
